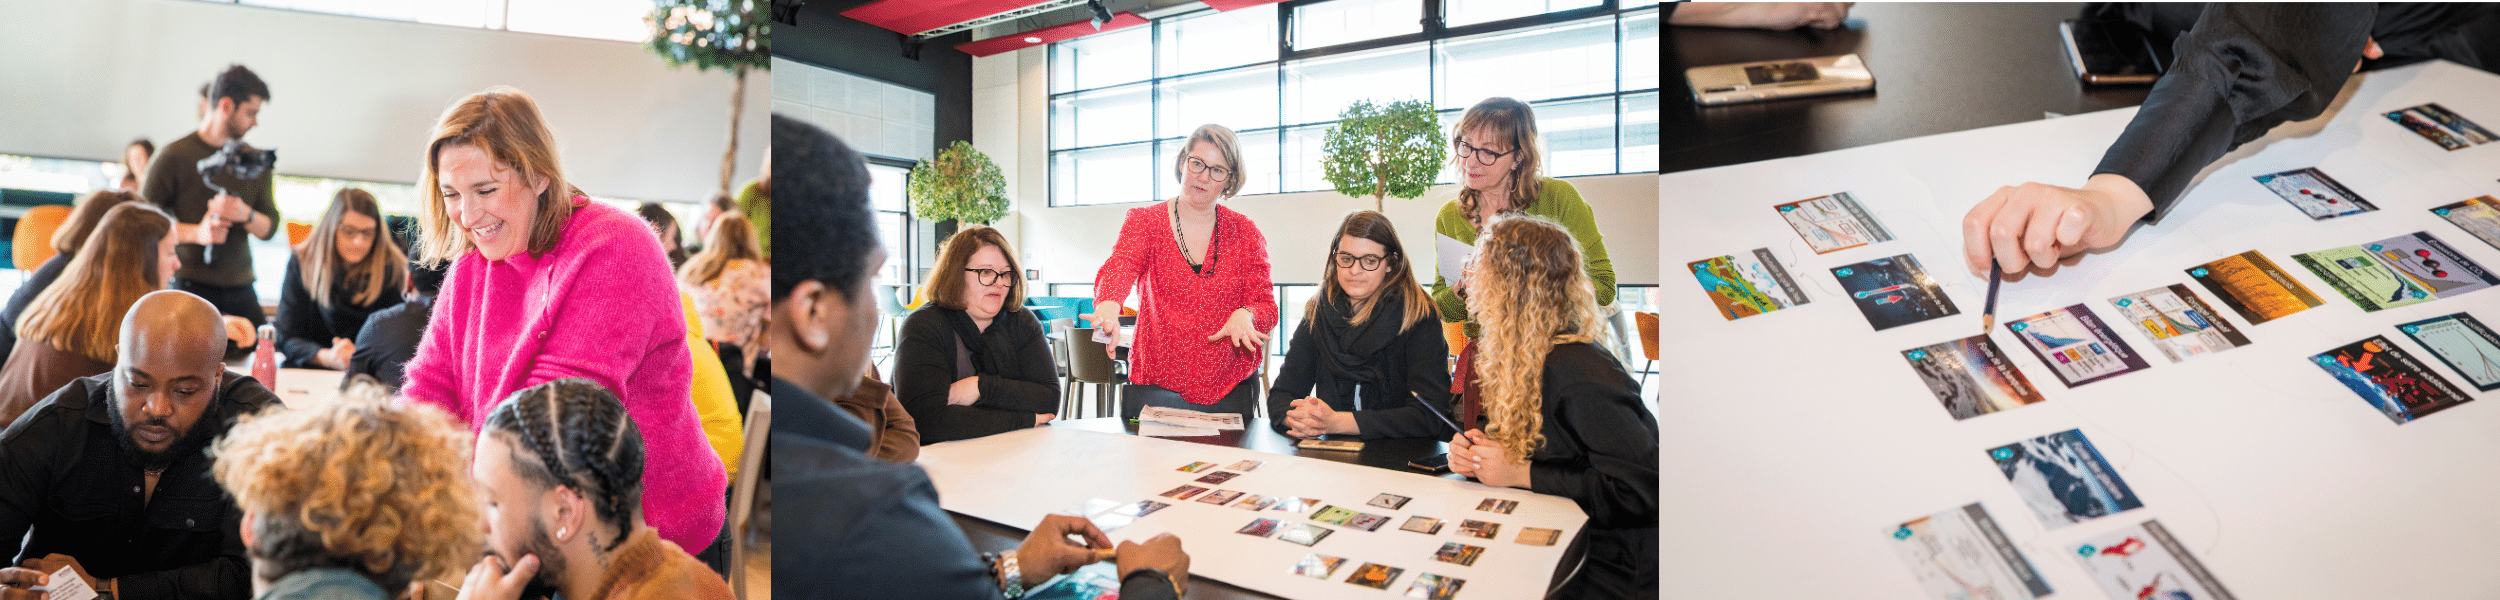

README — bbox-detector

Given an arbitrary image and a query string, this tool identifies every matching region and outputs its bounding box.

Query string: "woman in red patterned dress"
[1086,124,1276,419]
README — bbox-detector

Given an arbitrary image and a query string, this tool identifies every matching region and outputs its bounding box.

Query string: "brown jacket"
[587,528,734,600]
[831,371,921,462]
[0,337,110,428]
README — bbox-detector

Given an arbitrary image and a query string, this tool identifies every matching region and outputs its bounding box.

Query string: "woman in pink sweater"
[400,87,725,555]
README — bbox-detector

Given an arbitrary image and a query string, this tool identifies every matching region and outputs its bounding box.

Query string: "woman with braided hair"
[1446,216,1656,599]
[460,378,731,600]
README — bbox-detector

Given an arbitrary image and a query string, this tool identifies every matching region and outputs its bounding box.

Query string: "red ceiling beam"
[955,11,1148,58]
[843,0,1046,36]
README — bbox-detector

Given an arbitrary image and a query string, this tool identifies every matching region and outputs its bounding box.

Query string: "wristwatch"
[986,551,1025,598]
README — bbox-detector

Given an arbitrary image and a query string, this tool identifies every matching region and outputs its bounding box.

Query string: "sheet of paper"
[45,567,96,600]
[1136,422,1219,437]
[1140,405,1243,430]
[1435,233,1472,285]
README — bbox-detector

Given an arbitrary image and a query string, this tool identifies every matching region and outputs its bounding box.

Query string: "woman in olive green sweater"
[1429,97,1614,336]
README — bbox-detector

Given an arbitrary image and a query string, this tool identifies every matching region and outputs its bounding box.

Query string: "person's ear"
[529,174,552,200]
[239,511,257,549]
[549,485,588,544]
[785,281,833,354]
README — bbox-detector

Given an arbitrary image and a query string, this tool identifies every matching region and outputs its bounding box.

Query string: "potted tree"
[908,140,1011,241]
[645,0,770,196]
[1321,99,1447,212]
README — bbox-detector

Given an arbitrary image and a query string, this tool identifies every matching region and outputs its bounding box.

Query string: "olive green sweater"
[1429,177,1614,337]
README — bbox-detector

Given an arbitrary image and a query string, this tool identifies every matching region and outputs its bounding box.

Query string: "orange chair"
[11,205,70,271]
[1633,312,1660,390]
[285,221,313,248]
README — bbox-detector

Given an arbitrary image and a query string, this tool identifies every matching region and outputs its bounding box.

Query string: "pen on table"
[1407,391,1465,436]
[1981,262,2003,333]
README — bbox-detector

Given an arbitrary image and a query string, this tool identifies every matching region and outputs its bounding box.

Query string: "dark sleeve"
[115,525,251,600]
[772,437,999,600]
[0,384,75,558]
[347,308,397,389]
[1119,571,1181,600]
[971,312,1062,415]
[140,148,183,215]
[892,310,1028,444]
[2,256,66,330]
[1263,317,1319,435]
[1350,321,1456,440]
[2095,3,2376,222]
[273,257,330,368]
[248,166,279,241]
[1528,351,1658,531]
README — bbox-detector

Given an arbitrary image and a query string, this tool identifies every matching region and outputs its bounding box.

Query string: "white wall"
[0,0,767,202]
[772,56,936,163]
[974,49,1659,293]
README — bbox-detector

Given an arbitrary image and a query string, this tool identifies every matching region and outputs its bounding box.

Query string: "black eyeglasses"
[1185,157,1233,182]
[1454,139,1514,166]
[1332,252,1393,271]
[964,268,1016,286]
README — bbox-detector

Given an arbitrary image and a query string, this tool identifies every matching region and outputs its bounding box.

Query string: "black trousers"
[1122,377,1259,420]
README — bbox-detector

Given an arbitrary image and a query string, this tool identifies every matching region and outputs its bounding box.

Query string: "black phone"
[1408,453,1451,473]
[2060,19,2168,85]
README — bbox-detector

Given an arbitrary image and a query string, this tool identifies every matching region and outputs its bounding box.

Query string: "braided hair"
[483,379,646,552]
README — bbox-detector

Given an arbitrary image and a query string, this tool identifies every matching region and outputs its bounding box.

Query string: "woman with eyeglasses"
[274,188,406,370]
[896,225,1063,443]
[1087,124,1277,419]
[1429,97,1614,338]
[1264,211,1452,440]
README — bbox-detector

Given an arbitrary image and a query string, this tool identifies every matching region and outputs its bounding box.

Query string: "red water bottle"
[252,324,277,387]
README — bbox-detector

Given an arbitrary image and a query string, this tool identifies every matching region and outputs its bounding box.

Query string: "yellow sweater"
[682,291,745,479]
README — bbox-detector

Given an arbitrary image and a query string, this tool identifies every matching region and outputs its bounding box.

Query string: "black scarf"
[1312,293,1405,392]
[941,307,995,374]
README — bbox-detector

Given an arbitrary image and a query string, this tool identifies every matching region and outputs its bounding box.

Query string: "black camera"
[193,139,275,262]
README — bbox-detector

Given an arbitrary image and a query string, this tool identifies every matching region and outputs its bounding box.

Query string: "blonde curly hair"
[210,380,481,592]
[1467,216,1600,461]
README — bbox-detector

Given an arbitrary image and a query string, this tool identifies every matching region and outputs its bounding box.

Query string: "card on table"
[2188,251,2325,324]
[2399,312,2500,391]
[1885,502,2054,600]
[2109,284,2252,363]
[1989,429,2144,530]
[1291,553,1347,579]
[1272,497,1321,513]
[2387,103,2497,150]
[1833,254,1962,331]
[1401,516,1446,534]
[1369,493,1412,509]
[2252,167,2377,220]
[1280,523,1335,546]
[1344,563,1406,590]
[1062,499,1119,517]
[1902,334,2047,420]
[1234,494,1278,511]
[1457,519,1501,539]
[1690,248,1813,320]
[1197,490,1244,505]
[2072,520,2236,600]
[1112,500,1169,518]
[1310,505,1359,525]
[1176,461,1216,473]
[2432,196,2500,252]
[1158,485,1208,500]
[2294,232,2498,311]
[2006,304,2153,387]
[1475,498,1518,514]
[1517,527,1561,546]
[1193,471,1240,484]
[2312,335,2476,424]
[1238,518,1283,537]
[1406,573,1466,600]
[1226,459,1265,471]
[1347,513,1392,532]
[1433,542,1486,566]
[1775,191,1896,254]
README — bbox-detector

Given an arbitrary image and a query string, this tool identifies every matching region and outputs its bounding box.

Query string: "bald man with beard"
[0,290,282,600]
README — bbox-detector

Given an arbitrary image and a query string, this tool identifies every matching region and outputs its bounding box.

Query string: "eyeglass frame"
[1184,156,1233,182]
[963,268,1018,286]
[1331,251,1396,272]
[1453,138,1515,167]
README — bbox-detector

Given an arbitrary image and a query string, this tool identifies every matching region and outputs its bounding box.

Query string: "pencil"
[1981,263,2003,333]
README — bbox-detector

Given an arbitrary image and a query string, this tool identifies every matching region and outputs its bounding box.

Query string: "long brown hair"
[51,190,140,255]
[1469,216,1600,462]
[920,226,1025,313]
[1453,98,1546,223]
[299,188,407,308]
[20,203,174,364]
[678,213,761,287]
[416,86,580,267]
[1306,211,1436,333]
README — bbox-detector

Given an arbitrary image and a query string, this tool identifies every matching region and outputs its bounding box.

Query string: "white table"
[266,367,344,410]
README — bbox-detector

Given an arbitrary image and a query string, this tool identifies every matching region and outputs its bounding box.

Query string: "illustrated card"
[2006,304,2153,387]
[1292,553,1347,579]
[1433,542,1485,566]
[1885,502,2054,600]
[2187,251,2325,324]
[2108,284,2252,363]
[1273,497,1321,513]
[1458,519,1500,539]
[1345,563,1405,590]
[2432,196,2500,251]
[1474,498,1518,514]
[1775,191,1896,254]
[1176,461,1215,473]
[1348,513,1392,532]
[1902,334,2047,420]
[1112,500,1169,518]
[1988,429,2144,530]
[1226,460,1265,471]
[1193,471,1240,484]
[2294,232,2498,311]
[1310,505,1359,526]
[1834,254,1962,330]
[1234,494,1278,511]
[1158,485,1208,500]
[2312,336,2475,424]
[2399,313,2500,391]
[1517,527,1561,546]
[1401,516,1446,534]
[1370,493,1412,510]
[1689,248,1812,320]
[1197,490,1243,505]
[1406,573,1465,600]
[2252,167,2377,220]
[2071,520,2237,600]
[1280,523,1334,546]
[2387,103,2497,150]
[1238,518,1283,537]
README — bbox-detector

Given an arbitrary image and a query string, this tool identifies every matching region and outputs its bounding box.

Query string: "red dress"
[1093,203,1278,405]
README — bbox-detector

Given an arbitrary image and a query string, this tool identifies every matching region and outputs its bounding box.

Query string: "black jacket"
[274,256,402,369]
[1505,342,1659,600]
[0,371,281,600]
[1265,313,1455,439]
[772,378,1177,600]
[348,294,433,391]
[0,254,70,368]
[892,307,1060,444]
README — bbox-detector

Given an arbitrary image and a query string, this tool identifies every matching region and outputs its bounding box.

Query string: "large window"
[1047,2,1655,207]
[192,0,652,42]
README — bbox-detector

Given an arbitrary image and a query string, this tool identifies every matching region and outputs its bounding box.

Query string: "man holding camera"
[142,64,282,351]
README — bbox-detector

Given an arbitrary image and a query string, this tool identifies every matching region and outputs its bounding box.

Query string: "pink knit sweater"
[403,198,725,554]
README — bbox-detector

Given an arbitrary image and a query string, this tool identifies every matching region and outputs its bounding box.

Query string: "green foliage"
[646,0,771,73]
[1321,99,1447,210]
[908,141,1011,224]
